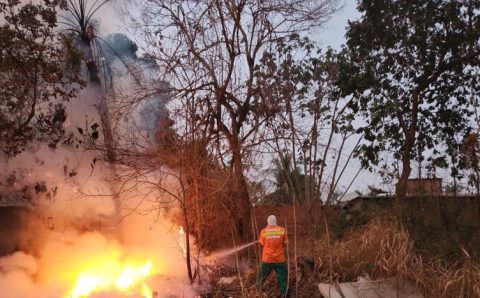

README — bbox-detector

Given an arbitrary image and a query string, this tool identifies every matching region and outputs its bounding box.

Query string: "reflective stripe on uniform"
[264,230,285,236]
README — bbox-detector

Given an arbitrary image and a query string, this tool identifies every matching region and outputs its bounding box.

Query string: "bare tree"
[109,121,240,284]
[130,0,340,240]
[256,39,362,207]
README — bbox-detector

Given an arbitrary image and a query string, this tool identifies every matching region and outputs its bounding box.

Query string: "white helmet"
[267,215,277,226]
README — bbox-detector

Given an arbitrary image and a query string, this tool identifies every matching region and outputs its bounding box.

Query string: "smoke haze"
[0,86,194,297]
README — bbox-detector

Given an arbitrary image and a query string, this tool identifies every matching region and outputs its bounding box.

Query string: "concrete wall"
[405,178,442,195]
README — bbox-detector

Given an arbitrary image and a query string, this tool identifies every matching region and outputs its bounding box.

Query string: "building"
[403,178,442,195]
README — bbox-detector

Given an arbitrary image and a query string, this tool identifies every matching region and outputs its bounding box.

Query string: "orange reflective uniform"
[259,225,287,263]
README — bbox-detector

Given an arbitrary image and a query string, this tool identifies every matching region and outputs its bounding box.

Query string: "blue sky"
[312,1,381,195]
[313,0,360,50]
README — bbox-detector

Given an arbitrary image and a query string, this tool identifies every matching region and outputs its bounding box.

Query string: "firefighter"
[256,214,288,296]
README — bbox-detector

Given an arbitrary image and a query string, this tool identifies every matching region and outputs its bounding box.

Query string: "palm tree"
[270,154,309,205]
[59,0,122,215]
[59,0,106,82]
[59,0,171,226]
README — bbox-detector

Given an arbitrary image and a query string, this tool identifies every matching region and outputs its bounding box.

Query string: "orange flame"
[67,260,153,298]
[141,282,156,298]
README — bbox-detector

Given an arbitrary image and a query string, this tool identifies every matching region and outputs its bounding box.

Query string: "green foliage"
[338,0,480,174]
[0,0,83,155]
[265,154,311,205]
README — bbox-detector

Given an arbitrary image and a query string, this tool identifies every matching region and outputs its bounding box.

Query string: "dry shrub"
[429,259,480,297]
[314,216,480,297]
[162,138,250,252]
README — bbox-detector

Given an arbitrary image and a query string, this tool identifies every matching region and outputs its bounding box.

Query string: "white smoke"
[0,253,43,298]
[0,84,195,297]
[0,0,197,296]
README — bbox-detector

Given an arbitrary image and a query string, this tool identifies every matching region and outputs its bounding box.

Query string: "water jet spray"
[212,241,259,258]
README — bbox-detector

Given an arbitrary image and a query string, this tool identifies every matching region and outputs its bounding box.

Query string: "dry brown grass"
[314,217,480,298]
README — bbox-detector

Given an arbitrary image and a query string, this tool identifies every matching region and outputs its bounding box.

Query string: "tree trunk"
[230,137,252,242]
[396,93,419,199]
[396,158,412,199]
[182,202,194,284]
[81,37,122,226]
[396,131,415,199]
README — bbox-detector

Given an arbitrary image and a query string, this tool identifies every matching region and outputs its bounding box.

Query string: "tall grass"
[314,217,480,297]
